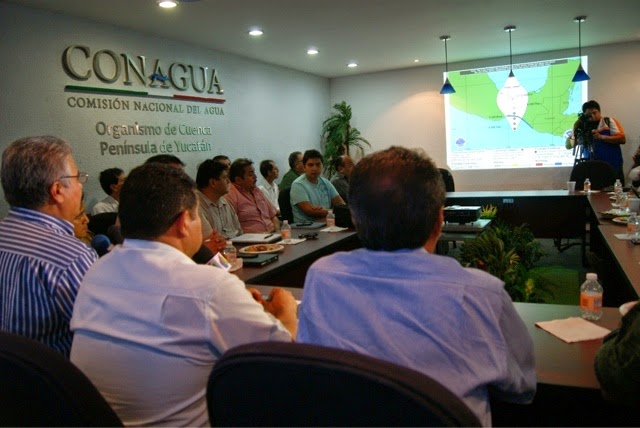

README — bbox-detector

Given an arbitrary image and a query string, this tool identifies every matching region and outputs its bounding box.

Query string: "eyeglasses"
[59,172,89,184]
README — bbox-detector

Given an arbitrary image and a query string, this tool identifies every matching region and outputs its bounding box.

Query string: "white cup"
[628,198,640,212]
[567,181,576,192]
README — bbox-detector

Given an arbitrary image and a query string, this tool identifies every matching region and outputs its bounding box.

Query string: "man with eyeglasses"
[0,136,97,357]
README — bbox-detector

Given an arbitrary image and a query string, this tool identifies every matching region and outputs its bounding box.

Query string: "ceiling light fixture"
[347,62,358,68]
[248,29,263,36]
[439,35,455,95]
[504,25,516,79]
[307,48,319,55]
[572,16,590,82]
[157,0,178,8]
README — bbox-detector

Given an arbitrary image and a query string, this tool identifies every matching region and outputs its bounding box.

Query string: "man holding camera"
[581,100,626,182]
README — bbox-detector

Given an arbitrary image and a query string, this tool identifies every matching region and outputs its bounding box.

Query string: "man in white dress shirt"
[258,159,280,215]
[91,167,125,215]
[70,163,297,427]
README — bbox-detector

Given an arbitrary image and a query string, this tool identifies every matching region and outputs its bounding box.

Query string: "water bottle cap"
[226,240,233,245]
[283,220,289,224]
[586,273,598,280]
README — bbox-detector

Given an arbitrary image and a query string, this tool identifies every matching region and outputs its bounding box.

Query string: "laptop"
[230,233,281,244]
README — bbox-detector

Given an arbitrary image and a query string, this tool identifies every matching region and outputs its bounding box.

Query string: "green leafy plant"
[321,101,370,176]
[459,222,551,302]
[480,204,498,219]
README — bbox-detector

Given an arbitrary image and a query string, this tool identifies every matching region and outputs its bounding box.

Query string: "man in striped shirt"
[0,136,97,357]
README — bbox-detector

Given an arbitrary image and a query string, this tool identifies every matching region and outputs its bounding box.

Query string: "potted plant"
[321,101,370,176]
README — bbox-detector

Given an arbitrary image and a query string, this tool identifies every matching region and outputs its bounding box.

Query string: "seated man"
[290,149,345,223]
[258,159,280,215]
[196,159,242,239]
[91,167,125,215]
[0,136,97,357]
[225,158,279,233]
[70,163,297,427]
[296,146,536,426]
[279,151,304,192]
[330,155,354,203]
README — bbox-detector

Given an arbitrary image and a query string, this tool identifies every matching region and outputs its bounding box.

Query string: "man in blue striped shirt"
[0,136,97,357]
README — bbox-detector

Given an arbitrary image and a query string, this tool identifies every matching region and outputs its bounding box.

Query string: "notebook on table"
[230,233,281,244]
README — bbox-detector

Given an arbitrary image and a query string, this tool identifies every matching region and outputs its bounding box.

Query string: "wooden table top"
[597,224,640,298]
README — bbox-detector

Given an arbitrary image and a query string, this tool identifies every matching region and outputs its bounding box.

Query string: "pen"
[264,233,274,239]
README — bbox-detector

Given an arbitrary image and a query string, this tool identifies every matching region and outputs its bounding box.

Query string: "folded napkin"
[535,317,610,343]
[277,238,306,245]
[320,226,348,233]
[615,233,636,241]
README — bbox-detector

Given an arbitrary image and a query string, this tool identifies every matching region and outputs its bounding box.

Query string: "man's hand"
[203,230,226,254]
[261,287,298,339]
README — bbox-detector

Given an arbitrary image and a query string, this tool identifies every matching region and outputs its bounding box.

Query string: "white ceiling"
[7,0,640,78]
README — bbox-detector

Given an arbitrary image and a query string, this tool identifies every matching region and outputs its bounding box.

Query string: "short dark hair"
[1,135,72,209]
[303,149,323,166]
[144,154,185,167]
[119,163,196,240]
[288,151,302,169]
[229,158,254,182]
[333,155,347,171]
[582,100,601,113]
[196,159,227,189]
[349,146,445,251]
[99,168,124,195]
[259,160,275,178]
[212,155,230,163]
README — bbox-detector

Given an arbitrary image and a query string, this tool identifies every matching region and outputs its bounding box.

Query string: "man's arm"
[331,195,346,207]
[296,201,329,218]
[271,215,280,232]
[595,118,626,145]
[252,287,298,339]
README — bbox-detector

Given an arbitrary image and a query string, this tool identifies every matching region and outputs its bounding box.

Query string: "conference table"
[231,229,359,287]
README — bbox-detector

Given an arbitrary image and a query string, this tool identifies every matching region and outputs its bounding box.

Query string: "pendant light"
[572,16,590,82]
[504,25,516,79]
[439,36,455,95]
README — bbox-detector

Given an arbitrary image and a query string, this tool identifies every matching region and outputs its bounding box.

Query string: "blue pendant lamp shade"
[572,16,590,82]
[439,36,455,94]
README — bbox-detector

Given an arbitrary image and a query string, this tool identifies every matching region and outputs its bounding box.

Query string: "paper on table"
[278,238,306,245]
[320,226,348,233]
[535,317,611,343]
[614,233,636,241]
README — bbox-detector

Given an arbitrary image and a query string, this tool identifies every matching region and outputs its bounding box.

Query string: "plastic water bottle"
[614,179,622,195]
[627,213,640,238]
[583,177,591,192]
[223,240,237,266]
[326,209,335,227]
[580,273,603,321]
[281,220,291,241]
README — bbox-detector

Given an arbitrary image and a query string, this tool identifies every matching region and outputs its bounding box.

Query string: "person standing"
[582,100,626,183]
[297,146,536,426]
[0,136,97,357]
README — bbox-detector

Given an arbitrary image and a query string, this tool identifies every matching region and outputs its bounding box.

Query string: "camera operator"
[582,100,626,183]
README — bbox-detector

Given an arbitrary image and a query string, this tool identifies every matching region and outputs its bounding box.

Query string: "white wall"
[0,3,329,216]
[329,42,640,191]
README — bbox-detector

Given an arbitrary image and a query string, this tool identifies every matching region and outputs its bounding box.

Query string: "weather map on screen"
[444,57,588,171]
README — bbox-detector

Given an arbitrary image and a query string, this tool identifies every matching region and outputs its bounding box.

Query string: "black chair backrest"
[207,342,480,427]
[0,332,122,427]
[278,187,294,223]
[439,168,455,192]
[570,160,616,190]
[87,212,118,236]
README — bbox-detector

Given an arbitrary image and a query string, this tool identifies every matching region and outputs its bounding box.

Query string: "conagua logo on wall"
[62,45,226,104]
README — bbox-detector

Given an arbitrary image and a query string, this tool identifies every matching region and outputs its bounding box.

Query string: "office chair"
[439,168,455,192]
[0,332,123,427]
[569,160,616,190]
[207,341,480,427]
[278,187,294,223]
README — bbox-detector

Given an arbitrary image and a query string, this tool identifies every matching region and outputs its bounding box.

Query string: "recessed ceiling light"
[347,62,358,68]
[414,59,420,63]
[157,0,178,8]
[307,48,319,55]
[248,29,264,36]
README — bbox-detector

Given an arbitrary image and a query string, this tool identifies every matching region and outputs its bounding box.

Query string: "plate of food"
[239,244,285,254]
[612,217,630,225]
[601,209,633,218]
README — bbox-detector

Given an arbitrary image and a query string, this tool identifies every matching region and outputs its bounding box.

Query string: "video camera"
[573,112,599,160]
